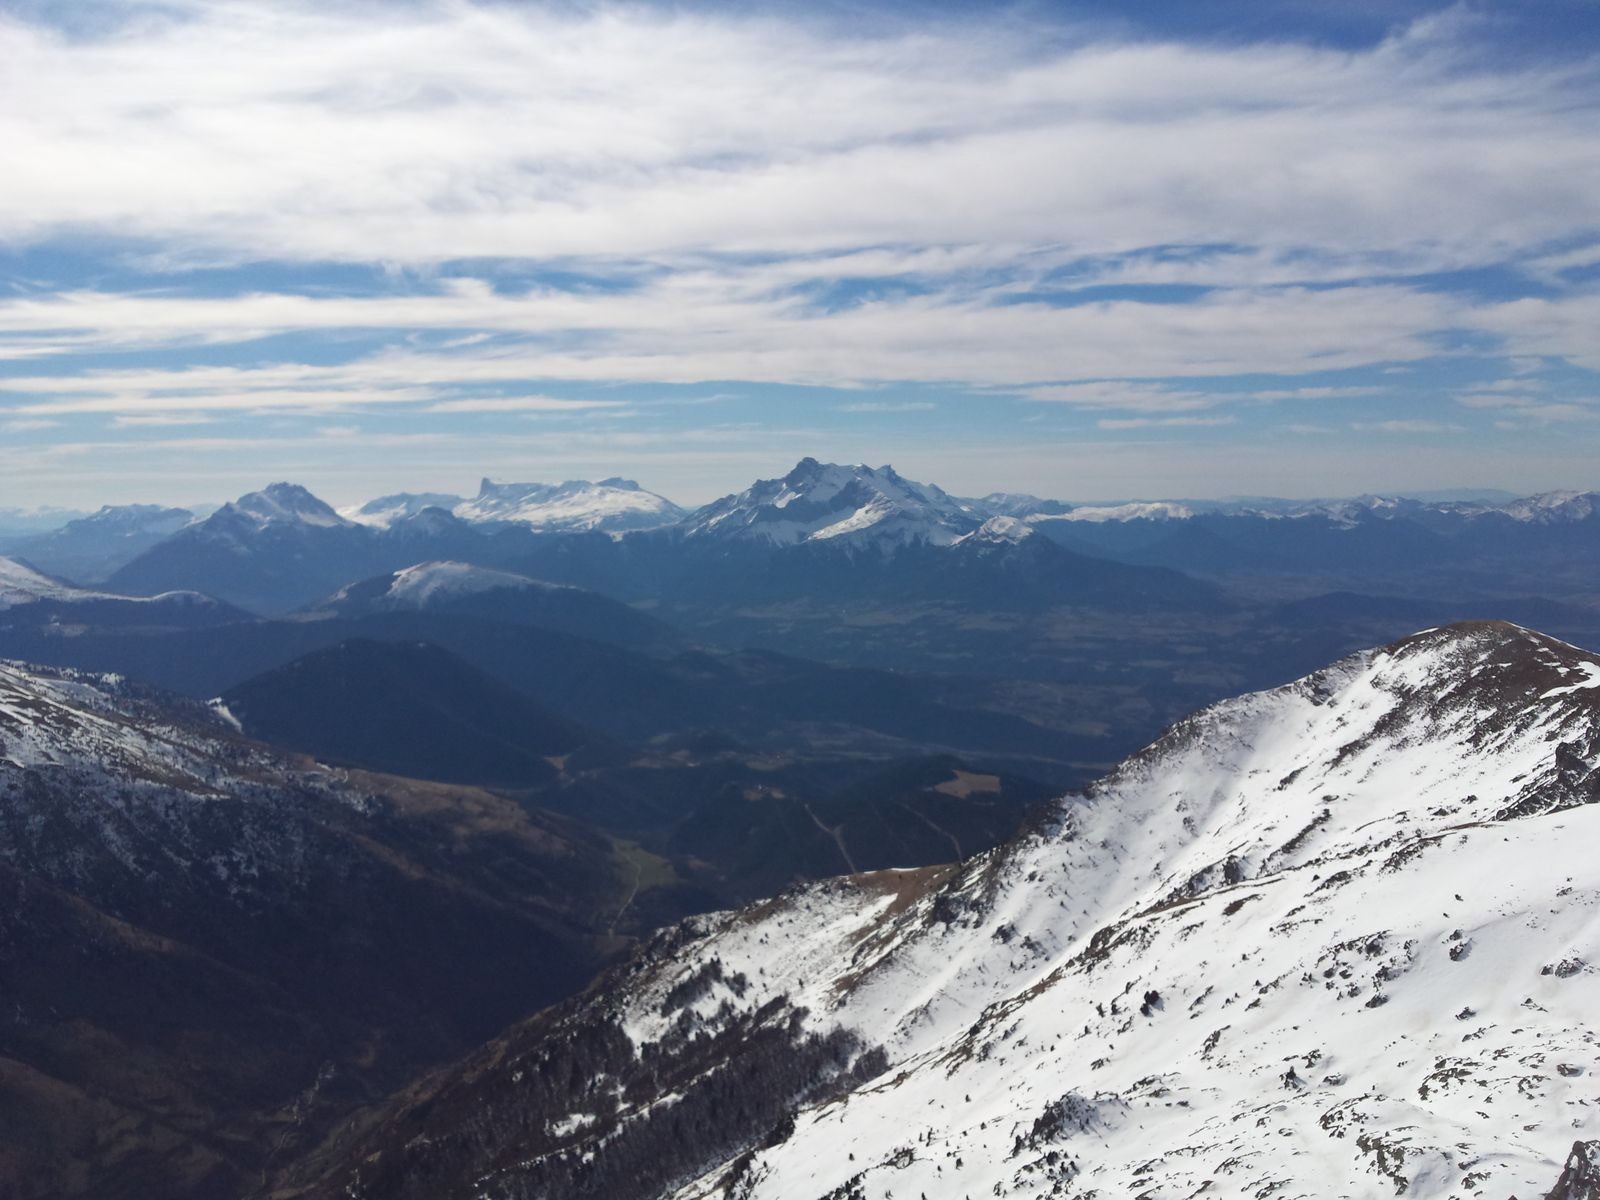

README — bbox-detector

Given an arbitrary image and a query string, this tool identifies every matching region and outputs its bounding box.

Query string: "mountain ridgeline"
[6,460,1600,824]
[5,455,1600,1200]
[282,621,1600,1200]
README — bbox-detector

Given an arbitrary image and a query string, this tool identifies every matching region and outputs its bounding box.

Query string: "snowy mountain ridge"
[0,555,220,612]
[684,457,979,548]
[312,621,1600,1200]
[340,492,466,528]
[222,482,353,531]
[1038,499,1195,524]
[322,560,572,611]
[0,657,275,792]
[453,476,684,533]
[0,556,102,607]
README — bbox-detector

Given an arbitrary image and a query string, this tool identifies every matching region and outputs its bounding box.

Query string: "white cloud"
[1350,419,1463,433]
[110,413,216,427]
[1,2,1597,503]
[0,284,1464,410]
[1096,416,1236,430]
[1246,387,1384,402]
[1026,382,1222,412]
[835,401,937,413]
[1471,294,1600,372]
[1,4,1595,275]
[425,396,631,414]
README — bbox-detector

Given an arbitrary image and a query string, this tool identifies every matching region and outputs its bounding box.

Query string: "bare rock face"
[1545,1142,1600,1200]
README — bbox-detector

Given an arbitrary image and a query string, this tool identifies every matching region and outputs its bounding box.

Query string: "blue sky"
[1,0,1598,509]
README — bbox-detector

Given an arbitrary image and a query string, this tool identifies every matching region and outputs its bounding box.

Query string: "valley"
[2,461,1599,1199]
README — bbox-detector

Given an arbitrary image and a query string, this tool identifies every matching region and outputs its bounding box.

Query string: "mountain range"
[7,478,1600,1200]
[86,465,1232,616]
[0,463,1580,631]
[343,476,685,533]
[2,458,1596,807]
[0,503,195,581]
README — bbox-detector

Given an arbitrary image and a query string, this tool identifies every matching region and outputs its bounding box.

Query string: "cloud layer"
[1,1,1597,503]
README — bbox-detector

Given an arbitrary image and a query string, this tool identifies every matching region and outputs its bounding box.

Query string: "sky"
[2,0,1599,510]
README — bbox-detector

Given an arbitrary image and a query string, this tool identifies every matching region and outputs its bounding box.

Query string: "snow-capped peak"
[686,458,980,548]
[223,483,352,530]
[954,514,1035,546]
[314,560,569,615]
[380,561,560,607]
[452,476,684,532]
[1492,489,1600,524]
[339,492,464,528]
[968,491,1074,519]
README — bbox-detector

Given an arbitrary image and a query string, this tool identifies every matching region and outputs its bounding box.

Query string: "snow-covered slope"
[1490,490,1600,525]
[966,492,1074,519]
[952,514,1035,548]
[222,481,353,531]
[303,560,683,652]
[685,457,979,548]
[454,477,684,532]
[0,556,99,608]
[326,560,567,611]
[0,554,226,616]
[341,492,465,528]
[1044,499,1195,523]
[308,621,1600,1200]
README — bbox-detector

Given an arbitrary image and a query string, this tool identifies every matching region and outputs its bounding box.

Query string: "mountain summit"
[298,621,1600,1200]
[453,476,684,532]
[685,457,979,548]
[222,481,353,530]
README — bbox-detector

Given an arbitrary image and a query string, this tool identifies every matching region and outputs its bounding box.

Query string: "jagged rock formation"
[1544,1141,1600,1200]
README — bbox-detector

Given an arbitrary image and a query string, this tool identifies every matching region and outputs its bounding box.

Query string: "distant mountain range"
[6,464,1596,618]
[1,459,1593,781]
[0,503,195,581]
[341,476,684,532]
[87,465,1232,615]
